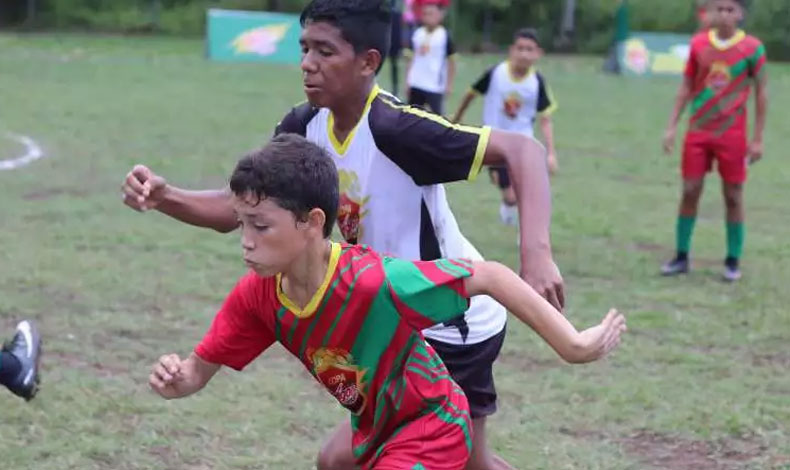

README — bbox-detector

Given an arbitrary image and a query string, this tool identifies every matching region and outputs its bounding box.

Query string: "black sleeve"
[536,73,555,115]
[369,94,490,186]
[273,102,319,137]
[472,67,494,95]
[446,32,456,57]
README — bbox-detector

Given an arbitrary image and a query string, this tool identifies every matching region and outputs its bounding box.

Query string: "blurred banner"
[206,9,301,64]
[617,32,692,77]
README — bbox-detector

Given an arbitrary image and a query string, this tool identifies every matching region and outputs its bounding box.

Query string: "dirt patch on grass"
[751,352,790,369]
[496,349,560,373]
[22,188,92,201]
[50,351,131,377]
[618,430,767,470]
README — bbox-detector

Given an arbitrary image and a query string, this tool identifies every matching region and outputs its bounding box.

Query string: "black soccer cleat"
[2,320,42,401]
[661,257,689,276]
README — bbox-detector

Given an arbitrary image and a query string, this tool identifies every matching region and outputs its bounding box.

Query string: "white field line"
[0,133,44,171]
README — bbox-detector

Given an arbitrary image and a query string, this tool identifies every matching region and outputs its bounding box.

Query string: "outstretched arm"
[483,130,564,310]
[465,261,626,363]
[452,90,477,123]
[149,352,221,399]
[122,165,238,233]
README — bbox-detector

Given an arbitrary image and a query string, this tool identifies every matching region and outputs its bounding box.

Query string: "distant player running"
[661,0,767,281]
[147,134,626,470]
[453,28,558,227]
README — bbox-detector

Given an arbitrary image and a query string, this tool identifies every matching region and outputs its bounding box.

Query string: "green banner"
[617,32,692,76]
[206,9,301,64]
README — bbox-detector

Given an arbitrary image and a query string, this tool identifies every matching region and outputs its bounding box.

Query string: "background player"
[453,28,558,227]
[404,1,456,115]
[147,134,625,470]
[661,0,767,281]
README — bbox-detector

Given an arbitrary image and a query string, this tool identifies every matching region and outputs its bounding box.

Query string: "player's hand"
[574,309,627,363]
[122,164,168,212]
[149,353,184,399]
[662,127,677,155]
[520,252,565,312]
[747,140,763,165]
[547,153,559,175]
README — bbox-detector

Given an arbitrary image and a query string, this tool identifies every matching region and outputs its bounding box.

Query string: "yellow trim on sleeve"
[539,85,559,116]
[469,86,481,96]
[379,97,490,182]
[276,242,341,319]
[327,85,380,156]
[468,126,491,181]
[403,49,413,58]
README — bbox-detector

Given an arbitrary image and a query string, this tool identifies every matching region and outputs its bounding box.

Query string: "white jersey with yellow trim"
[275,85,507,345]
[472,61,557,136]
[406,25,456,94]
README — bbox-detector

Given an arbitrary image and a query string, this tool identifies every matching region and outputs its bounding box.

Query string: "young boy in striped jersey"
[148,133,626,470]
[661,0,767,281]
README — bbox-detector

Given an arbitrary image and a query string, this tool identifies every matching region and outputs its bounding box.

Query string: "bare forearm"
[753,85,767,142]
[539,117,555,155]
[157,186,238,233]
[485,131,552,254]
[447,59,456,93]
[151,353,220,400]
[466,262,584,362]
[453,92,476,123]
[667,83,691,128]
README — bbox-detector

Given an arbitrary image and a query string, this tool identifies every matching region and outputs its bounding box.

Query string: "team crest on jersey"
[707,61,731,91]
[419,40,431,56]
[337,170,370,244]
[503,92,523,119]
[308,347,368,415]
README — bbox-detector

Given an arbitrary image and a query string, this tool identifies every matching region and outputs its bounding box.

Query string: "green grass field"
[1,33,789,470]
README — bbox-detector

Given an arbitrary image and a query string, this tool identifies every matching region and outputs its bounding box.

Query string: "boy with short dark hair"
[404,1,456,115]
[661,0,767,281]
[148,134,626,470]
[454,28,558,227]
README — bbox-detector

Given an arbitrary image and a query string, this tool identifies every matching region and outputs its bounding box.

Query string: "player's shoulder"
[231,271,277,309]
[742,33,765,50]
[336,244,386,290]
[690,31,711,48]
[275,101,320,137]
[367,90,409,137]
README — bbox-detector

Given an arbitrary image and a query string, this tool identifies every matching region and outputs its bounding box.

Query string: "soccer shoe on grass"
[722,264,742,282]
[2,320,42,401]
[660,257,689,276]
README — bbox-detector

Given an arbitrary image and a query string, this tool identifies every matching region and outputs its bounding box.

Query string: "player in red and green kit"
[661,0,767,282]
[147,134,626,470]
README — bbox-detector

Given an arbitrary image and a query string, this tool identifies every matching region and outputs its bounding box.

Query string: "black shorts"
[426,327,506,419]
[489,165,511,189]
[408,87,444,116]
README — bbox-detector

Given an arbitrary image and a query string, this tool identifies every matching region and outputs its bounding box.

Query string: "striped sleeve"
[382,257,472,330]
[748,41,767,80]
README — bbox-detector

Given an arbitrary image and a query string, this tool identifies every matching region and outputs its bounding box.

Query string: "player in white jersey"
[404,2,455,115]
[454,29,558,227]
[121,2,562,469]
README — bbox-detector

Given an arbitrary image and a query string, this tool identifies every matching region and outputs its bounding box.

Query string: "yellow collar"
[327,85,380,156]
[276,242,341,318]
[709,29,745,50]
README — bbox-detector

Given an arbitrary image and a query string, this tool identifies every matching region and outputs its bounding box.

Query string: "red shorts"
[363,394,472,470]
[682,130,748,184]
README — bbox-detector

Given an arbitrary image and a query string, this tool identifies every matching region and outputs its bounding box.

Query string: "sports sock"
[726,221,744,261]
[0,351,22,386]
[676,215,697,257]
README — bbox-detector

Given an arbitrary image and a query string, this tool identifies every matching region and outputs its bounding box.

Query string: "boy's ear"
[359,49,382,77]
[306,208,327,235]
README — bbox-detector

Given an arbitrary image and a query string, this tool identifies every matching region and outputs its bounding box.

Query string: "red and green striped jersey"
[685,29,766,135]
[195,243,473,466]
